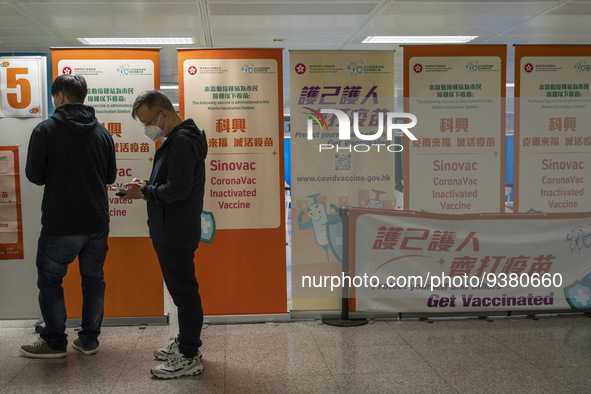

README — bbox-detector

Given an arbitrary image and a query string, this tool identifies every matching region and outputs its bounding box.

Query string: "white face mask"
[144,113,163,141]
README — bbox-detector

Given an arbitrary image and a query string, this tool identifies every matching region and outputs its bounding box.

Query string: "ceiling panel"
[366,14,529,28]
[498,34,591,44]
[20,3,200,19]
[211,14,366,27]
[15,0,183,3]
[381,1,557,15]
[0,27,52,38]
[50,16,204,30]
[209,2,378,15]
[0,36,62,48]
[546,2,591,13]
[507,25,591,35]
[0,3,25,17]
[519,14,591,26]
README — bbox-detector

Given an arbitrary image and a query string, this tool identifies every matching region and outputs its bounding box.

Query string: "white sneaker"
[154,337,178,360]
[151,351,203,379]
[154,337,202,360]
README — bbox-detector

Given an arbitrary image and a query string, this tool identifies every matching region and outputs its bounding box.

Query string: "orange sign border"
[51,47,162,318]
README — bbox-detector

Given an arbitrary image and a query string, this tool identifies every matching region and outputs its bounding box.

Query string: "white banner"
[404,46,506,213]
[181,57,281,230]
[348,208,591,313]
[515,48,591,213]
[0,58,43,117]
[289,50,397,310]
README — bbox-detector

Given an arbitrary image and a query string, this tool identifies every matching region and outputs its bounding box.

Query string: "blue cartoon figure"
[563,225,591,309]
[566,227,591,254]
[365,189,386,209]
[298,193,342,262]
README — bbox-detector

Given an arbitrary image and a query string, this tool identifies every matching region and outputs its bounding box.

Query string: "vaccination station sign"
[51,48,164,321]
[403,45,507,214]
[178,49,287,316]
[514,45,591,213]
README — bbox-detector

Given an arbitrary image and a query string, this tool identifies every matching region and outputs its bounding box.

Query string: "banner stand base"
[320,207,369,328]
[322,317,368,327]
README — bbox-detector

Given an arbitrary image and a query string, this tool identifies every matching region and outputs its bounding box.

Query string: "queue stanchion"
[322,207,368,327]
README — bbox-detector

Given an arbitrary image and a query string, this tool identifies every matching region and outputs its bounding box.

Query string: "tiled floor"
[2,312,591,393]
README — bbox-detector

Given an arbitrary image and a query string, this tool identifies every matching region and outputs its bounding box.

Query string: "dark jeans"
[152,241,203,358]
[36,232,108,351]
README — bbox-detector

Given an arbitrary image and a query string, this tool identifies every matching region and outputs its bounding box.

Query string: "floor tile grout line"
[386,321,461,393]
[312,320,460,393]
[475,325,547,372]
[466,316,583,374]
[2,357,32,393]
[9,327,37,391]
[390,318,582,393]
[305,320,341,391]
[108,326,145,393]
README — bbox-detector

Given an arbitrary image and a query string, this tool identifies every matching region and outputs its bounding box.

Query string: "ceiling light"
[362,36,478,44]
[77,37,194,45]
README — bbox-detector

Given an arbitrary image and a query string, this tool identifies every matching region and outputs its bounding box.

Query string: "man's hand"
[121,178,147,200]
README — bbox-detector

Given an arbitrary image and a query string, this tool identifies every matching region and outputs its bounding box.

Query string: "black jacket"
[142,119,207,249]
[26,103,117,235]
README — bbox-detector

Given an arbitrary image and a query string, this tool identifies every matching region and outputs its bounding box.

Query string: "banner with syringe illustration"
[290,50,397,310]
[295,190,391,263]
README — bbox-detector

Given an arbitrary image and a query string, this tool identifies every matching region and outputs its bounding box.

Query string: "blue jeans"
[36,232,108,351]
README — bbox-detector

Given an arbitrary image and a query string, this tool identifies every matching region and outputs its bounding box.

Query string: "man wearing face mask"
[21,74,117,358]
[121,90,207,379]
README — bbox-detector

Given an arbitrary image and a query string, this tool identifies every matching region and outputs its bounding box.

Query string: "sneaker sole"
[72,343,98,355]
[20,348,66,359]
[150,367,203,379]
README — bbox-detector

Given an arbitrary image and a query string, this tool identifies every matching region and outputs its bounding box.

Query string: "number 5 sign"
[0,57,43,117]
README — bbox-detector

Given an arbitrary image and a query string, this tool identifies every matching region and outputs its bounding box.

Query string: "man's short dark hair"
[132,90,175,120]
[51,75,87,103]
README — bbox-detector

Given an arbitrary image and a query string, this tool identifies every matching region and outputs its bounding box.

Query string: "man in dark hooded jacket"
[122,90,208,379]
[21,74,116,358]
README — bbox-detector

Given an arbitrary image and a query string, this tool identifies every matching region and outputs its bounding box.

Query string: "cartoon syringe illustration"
[365,189,386,209]
[298,193,341,261]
